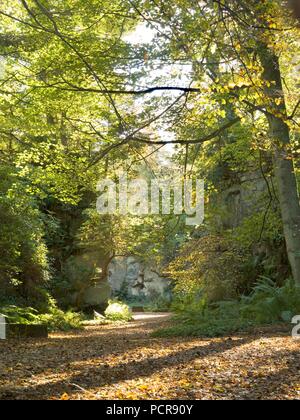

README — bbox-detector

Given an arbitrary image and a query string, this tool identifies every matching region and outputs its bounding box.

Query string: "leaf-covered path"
[0,314,299,400]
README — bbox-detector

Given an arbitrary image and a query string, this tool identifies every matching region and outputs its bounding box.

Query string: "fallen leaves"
[0,315,299,400]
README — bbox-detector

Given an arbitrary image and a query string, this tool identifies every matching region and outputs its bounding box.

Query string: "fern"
[155,278,300,337]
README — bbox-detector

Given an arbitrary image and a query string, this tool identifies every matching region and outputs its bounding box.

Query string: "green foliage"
[233,211,288,282]
[37,308,83,332]
[240,277,300,323]
[234,210,283,249]
[167,235,252,302]
[0,167,50,309]
[0,301,83,332]
[0,306,39,325]
[155,278,300,338]
[104,300,133,322]
[0,0,298,330]
[144,296,172,313]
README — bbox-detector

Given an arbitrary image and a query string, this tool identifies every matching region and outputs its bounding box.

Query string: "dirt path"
[0,313,299,400]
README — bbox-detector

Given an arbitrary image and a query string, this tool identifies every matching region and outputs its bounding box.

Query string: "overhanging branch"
[88,117,241,166]
[130,117,241,145]
[33,80,202,96]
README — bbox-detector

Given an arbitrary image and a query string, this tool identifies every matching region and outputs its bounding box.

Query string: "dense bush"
[234,211,289,283]
[0,167,50,310]
[159,210,291,338]
[167,235,252,303]
[144,296,172,312]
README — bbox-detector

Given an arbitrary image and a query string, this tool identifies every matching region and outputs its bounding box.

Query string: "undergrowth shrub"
[234,211,289,283]
[104,300,133,322]
[240,277,300,323]
[167,235,252,302]
[154,278,300,337]
[37,307,83,331]
[144,296,172,312]
[0,301,83,332]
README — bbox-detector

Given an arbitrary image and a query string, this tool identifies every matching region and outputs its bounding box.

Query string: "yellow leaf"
[60,393,70,400]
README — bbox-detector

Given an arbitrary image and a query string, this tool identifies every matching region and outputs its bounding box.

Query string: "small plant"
[144,298,172,313]
[38,307,83,332]
[104,300,133,322]
[0,306,40,325]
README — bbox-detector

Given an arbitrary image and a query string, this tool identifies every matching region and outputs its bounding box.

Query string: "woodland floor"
[0,313,299,400]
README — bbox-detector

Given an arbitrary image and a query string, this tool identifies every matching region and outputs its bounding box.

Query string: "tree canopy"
[0,0,300,326]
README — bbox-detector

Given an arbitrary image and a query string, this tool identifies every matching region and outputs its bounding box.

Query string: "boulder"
[83,281,111,308]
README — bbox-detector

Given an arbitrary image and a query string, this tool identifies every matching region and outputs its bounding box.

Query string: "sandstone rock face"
[64,252,112,309]
[108,257,171,301]
[69,253,170,308]
[83,281,111,307]
[213,171,268,229]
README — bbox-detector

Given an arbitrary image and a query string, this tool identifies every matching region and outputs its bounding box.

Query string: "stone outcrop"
[108,256,171,301]
[64,252,111,309]
[83,281,111,307]
[214,171,268,229]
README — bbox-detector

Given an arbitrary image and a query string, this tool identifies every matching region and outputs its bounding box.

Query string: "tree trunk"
[259,45,300,284]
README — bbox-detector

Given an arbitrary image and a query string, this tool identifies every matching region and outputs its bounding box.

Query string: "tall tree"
[1,0,300,286]
[133,0,300,282]
[259,44,300,283]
